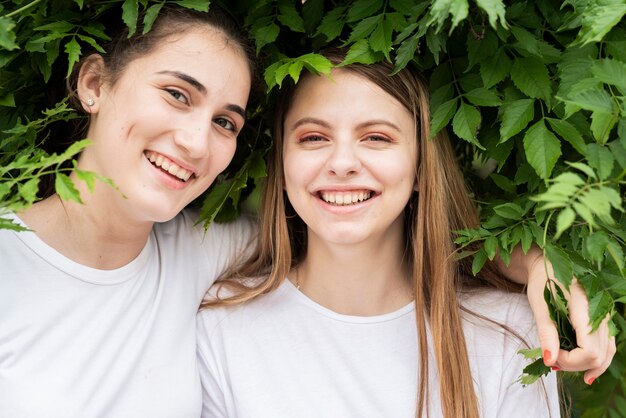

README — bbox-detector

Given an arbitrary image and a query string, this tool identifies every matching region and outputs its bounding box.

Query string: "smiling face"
[78,27,251,223]
[282,69,418,249]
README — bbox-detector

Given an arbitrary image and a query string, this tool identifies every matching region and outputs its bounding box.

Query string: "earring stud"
[87,98,95,107]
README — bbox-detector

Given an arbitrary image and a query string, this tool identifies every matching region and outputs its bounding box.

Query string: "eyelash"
[365,135,391,142]
[299,135,326,143]
[165,88,189,104]
[214,117,237,133]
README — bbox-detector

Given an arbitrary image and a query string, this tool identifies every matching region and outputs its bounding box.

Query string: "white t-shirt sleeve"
[196,309,231,418]
[496,299,560,417]
[179,210,258,298]
[462,290,560,418]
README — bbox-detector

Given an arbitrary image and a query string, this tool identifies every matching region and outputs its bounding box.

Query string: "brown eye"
[214,117,236,132]
[166,88,188,104]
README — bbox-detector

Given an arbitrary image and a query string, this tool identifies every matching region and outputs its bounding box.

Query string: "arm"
[496,245,616,384]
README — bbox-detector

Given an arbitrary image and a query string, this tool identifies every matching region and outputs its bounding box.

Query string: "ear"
[76,54,106,113]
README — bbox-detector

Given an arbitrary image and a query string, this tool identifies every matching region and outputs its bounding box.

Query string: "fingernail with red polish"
[587,377,595,385]
[551,366,560,371]
[543,350,551,364]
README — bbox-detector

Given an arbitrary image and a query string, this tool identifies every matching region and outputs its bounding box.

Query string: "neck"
[18,181,153,270]
[294,231,413,316]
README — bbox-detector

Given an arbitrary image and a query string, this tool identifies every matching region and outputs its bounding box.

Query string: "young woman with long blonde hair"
[197,49,561,417]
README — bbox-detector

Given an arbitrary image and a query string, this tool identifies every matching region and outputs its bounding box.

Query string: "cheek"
[212,140,238,173]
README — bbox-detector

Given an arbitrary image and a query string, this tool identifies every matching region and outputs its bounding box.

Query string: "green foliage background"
[1,0,625,415]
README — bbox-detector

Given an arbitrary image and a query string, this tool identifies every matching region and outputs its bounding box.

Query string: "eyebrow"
[290,117,401,132]
[355,120,402,132]
[290,117,331,131]
[157,70,246,119]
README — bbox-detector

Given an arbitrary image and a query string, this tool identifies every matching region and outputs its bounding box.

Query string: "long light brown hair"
[202,48,522,417]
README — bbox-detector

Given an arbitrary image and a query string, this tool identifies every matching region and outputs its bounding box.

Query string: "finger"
[555,317,609,372]
[583,335,617,385]
[535,313,561,367]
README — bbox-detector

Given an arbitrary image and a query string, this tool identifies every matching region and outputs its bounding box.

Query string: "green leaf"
[142,3,164,34]
[545,244,573,289]
[474,0,507,29]
[563,89,615,113]
[176,0,210,11]
[83,23,110,41]
[567,161,597,179]
[523,120,562,179]
[493,202,525,220]
[34,21,75,33]
[510,57,552,102]
[499,99,534,143]
[300,53,332,75]
[590,110,618,144]
[490,173,516,194]
[342,39,381,65]
[592,58,626,93]
[428,0,469,32]
[609,140,626,169]
[585,231,609,265]
[315,6,347,41]
[18,178,39,205]
[588,290,613,332]
[587,143,614,180]
[430,98,458,137]
[121,0,139,37]
[55,173,82,204]
[452,102,483,148]
[518,347,542,359]
[254,23,280,54]
[606,238,625,270]
[75,169,96,193]
[519,358,551,386]
[425,29,446,64]
[484,235,498,260]
[472,248,488,275]
[575,3,626,45]
[480,48,511,89]
[393,34,420,72]
[464,88,501,107]
[369,16,393,58]
[0,93,15,107]
[288,61,304,84]
[346,0,383,23]
[556,208,576,239]
[347,15,380,43]
[278,2,305,32]
[546,118,587,156]
[64,38,81,78]
[77,35,105,54]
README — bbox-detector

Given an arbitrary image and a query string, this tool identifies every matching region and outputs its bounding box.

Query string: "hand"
[526,254,616,385]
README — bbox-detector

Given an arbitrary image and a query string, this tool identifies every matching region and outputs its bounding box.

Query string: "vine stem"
[4,0,44,18]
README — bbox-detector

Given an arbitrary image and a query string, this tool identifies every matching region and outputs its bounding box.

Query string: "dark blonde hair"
[203,48,522,417]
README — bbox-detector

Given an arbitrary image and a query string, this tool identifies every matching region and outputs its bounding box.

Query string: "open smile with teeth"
[319,190,373,206]
[145,151,194,182]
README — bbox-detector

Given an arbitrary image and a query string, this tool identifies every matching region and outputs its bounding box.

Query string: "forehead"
[286,69,413,125]
[118,27,251,101]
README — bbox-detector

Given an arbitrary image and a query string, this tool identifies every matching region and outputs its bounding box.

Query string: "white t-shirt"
[197,279,560,418]
[0,210,254,418]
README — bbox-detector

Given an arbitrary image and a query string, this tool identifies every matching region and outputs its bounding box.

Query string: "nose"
[173,120,211,159]
[326,139,361,177]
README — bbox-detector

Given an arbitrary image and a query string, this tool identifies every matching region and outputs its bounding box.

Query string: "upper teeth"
[321,190,372,205]
[145,151,193,182]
